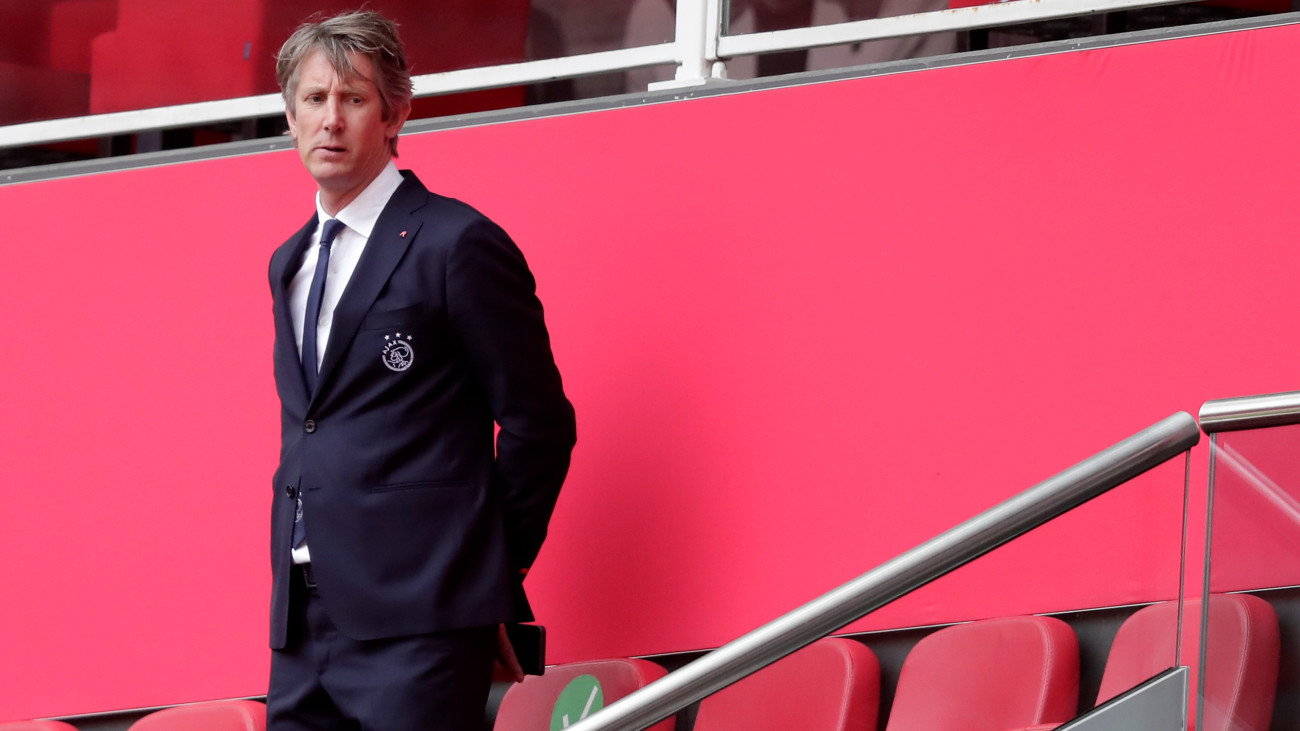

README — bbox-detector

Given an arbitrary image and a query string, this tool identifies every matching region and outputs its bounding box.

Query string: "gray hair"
[276,10,414,155]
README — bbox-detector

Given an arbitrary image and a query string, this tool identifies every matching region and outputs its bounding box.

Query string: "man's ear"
[386,103,412,139]
[286,106,299,140]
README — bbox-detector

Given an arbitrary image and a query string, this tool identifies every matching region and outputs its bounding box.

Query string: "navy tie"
[294,217,344,551]
[301,218,346,397]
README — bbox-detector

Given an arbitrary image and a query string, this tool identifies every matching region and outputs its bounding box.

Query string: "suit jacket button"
[284,485,297,498]
[304,420,316,433]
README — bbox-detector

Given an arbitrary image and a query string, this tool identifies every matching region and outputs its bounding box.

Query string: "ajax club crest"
[381,333,415,372]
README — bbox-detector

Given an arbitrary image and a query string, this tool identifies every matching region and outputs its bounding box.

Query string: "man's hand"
[496,623,525,683]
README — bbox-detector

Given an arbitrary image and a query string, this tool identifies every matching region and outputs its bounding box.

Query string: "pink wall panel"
[0,156,314,719]
[3,20,1300,720]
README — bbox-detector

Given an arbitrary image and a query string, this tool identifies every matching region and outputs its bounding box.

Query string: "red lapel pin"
[399,230,407,238]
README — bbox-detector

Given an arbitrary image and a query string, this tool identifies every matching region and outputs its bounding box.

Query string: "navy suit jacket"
[267,171,576,649]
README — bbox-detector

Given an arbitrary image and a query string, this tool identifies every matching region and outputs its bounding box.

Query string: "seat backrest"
[127,700,266,731]
[884,615,1079,731]
[494,658,672,731]
[0,722,81,731]
[693,637,879,731]
[1097,594,1278,731]
[49,0,118,73]
[1095,599,1182,706]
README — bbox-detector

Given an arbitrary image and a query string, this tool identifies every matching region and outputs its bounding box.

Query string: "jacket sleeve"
[445,217,577,571]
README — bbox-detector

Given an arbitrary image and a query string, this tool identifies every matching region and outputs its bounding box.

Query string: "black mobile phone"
[506,622,546,676]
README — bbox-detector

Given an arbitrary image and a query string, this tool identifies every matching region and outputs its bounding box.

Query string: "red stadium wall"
[3,19,1300,721]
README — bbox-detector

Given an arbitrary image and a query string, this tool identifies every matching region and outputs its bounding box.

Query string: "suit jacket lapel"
[272,215,318,409]
[313,175,426,401]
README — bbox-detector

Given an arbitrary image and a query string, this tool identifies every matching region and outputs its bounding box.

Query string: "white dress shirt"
[288,161,404,563]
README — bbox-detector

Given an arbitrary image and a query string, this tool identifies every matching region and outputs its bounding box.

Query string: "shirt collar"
[313,161,404,239]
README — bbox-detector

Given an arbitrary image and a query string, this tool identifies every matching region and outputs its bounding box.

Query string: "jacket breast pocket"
[361,304,426,331]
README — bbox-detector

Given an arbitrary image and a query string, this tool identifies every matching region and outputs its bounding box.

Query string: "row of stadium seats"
[3,594,1273,730]
[495,593,1279,730]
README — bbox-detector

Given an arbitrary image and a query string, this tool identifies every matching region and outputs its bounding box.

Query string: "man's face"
[286,49,408,211]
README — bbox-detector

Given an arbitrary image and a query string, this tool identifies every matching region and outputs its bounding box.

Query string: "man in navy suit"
[264,11,576,730]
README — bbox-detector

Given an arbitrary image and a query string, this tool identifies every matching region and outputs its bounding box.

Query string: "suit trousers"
[267,568,497,731]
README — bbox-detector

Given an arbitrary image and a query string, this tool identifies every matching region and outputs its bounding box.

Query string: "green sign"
[550,674,604,729]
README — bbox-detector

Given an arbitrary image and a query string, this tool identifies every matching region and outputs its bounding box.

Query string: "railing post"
[676,0,709,82]
[651,0,727,90]
[706,0,727,80]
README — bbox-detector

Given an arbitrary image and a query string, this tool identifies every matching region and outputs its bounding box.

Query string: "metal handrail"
[567,412,1200,731]
[1199,390,1300,434]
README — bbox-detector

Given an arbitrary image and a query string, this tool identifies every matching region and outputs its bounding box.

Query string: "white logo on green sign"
[550,674,604,729]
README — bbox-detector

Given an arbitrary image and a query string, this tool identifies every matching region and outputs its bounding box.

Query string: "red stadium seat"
[0,62,90,125]
[1096,594,1278,731]
[693,637,880,731]
[494,658,672,731]
[0,722,81,730]
[0,2,53,68]
[49,0,118,74]
[89,0,268,113]
[0,0,108,125]
[884,615,1079,731]
[127,700,265,731]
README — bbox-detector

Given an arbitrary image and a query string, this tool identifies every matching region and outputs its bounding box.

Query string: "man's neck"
[317,162,393,217]
[319,186,365,218]
[313,163,404,238]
